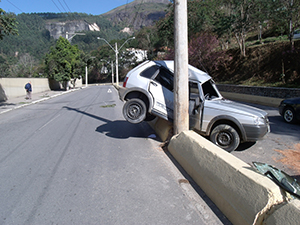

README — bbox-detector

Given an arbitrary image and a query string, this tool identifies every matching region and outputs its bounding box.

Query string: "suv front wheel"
[283,107,297,123]
[210,124,240,152]
[123,98,147,124]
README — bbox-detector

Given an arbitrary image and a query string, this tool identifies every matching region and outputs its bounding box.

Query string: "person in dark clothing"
[25,81,32,99]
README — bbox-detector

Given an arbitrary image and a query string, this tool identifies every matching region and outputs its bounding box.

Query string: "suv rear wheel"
[210,124,240,152]
[123,98,147,124]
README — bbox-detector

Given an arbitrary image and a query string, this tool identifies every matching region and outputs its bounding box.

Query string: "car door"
[148,67,174,120]
[189,82,203,130]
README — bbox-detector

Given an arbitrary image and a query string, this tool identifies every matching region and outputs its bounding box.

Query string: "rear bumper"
[118,86,127,101]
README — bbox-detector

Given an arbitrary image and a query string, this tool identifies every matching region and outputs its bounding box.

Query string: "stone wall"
[217,84,300,99]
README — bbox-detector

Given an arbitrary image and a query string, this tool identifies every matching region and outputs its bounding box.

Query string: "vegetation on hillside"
[0,8,18,40]
[146,0,300,87]
[1,0,300,87]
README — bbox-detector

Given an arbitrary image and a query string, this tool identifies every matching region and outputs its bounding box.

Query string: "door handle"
[150,81,158,87]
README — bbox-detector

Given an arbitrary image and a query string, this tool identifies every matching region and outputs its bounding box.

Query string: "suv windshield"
[202,80,219,100]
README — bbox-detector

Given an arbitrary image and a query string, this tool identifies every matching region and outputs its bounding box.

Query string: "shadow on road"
[268,115,300,141]
[0,102,16,106]
[234,142,257,152]
[63,106,159,140]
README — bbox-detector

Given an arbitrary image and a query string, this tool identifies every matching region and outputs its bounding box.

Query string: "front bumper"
[243,123,270,142]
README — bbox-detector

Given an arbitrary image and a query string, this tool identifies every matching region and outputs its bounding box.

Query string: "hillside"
[103,0,169,31]
[0,0,169,59]
[213,40,300,87]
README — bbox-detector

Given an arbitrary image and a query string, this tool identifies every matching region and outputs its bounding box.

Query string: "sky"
[0,0,135,15]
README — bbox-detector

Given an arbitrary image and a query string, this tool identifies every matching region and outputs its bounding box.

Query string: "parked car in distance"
[293,29,300,40]
[118,60,270,152]
[279,97,300,123]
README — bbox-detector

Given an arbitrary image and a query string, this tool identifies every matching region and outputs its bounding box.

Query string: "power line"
[62,0,72,13]
[51,0,63,13]
[57,0,67,12]
[5,0,24,13]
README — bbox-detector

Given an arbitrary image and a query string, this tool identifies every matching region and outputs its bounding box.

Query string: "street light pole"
[97,37,135,86]
[100,59,114,84]
[66,32,85,42]
[115,42,119,85]
[111,61,114,84]
[85,65,88,87]
[85,57,95,87]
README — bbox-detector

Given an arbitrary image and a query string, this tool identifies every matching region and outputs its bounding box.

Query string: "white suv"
[118,60,270,152]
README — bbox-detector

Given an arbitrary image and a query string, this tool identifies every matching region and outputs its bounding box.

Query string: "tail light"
[123,77,129,87]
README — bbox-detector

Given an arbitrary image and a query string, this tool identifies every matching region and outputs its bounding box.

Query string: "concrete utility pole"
[174,0,189,135]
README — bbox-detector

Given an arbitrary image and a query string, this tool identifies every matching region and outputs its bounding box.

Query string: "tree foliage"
[0,8,18,40]
[154,0,300,57]
[44,37,85,83]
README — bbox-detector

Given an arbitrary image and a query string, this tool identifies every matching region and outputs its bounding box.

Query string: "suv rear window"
[140,65,159,79]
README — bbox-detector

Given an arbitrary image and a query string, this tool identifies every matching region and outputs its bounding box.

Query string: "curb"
[168,131,300,225]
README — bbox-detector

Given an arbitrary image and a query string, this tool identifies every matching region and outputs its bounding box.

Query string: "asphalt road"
[232,102,300,179]
[0,85,230,225]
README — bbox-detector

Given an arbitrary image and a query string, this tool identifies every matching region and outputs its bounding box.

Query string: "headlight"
[254,117,266,125]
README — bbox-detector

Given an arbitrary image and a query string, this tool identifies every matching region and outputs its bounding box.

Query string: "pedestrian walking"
[25,81,32,99]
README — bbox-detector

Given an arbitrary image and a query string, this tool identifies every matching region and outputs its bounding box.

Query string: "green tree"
[156,0,216,49]
[45,37,84,88]
[212,0,261,57]
[135,25,160,59]
[271,0,300,46]
[0,8,18,40]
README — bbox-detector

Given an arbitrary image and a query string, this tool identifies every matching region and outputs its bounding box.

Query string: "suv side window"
[154,68,174,91]
[140,65,159,79]
[189,82,199,100]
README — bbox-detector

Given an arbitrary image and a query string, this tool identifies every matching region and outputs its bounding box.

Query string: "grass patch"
[100,104,116,108]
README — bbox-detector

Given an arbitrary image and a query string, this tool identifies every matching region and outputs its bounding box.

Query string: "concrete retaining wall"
[220,92,283,108]
[217,84,300,99]
[168,131,300,225]
[0,78,50,101]
[217,84,300,107]
[0,78,82,101]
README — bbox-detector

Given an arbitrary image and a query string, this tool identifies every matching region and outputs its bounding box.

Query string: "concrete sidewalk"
[0,88,82,115]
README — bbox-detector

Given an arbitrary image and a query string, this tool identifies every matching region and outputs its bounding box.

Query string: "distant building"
[126,48,148,62]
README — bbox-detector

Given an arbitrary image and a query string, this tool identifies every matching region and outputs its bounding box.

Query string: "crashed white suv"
[118,60,270,152]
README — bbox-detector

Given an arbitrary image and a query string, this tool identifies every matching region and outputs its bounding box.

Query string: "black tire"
[145,113,156,121]
[123,98,147,124]
[210,124,240,152]
[283,107,297,123]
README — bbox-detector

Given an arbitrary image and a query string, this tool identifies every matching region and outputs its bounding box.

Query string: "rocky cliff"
[45,0,169,39]
[45,20,99,40]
